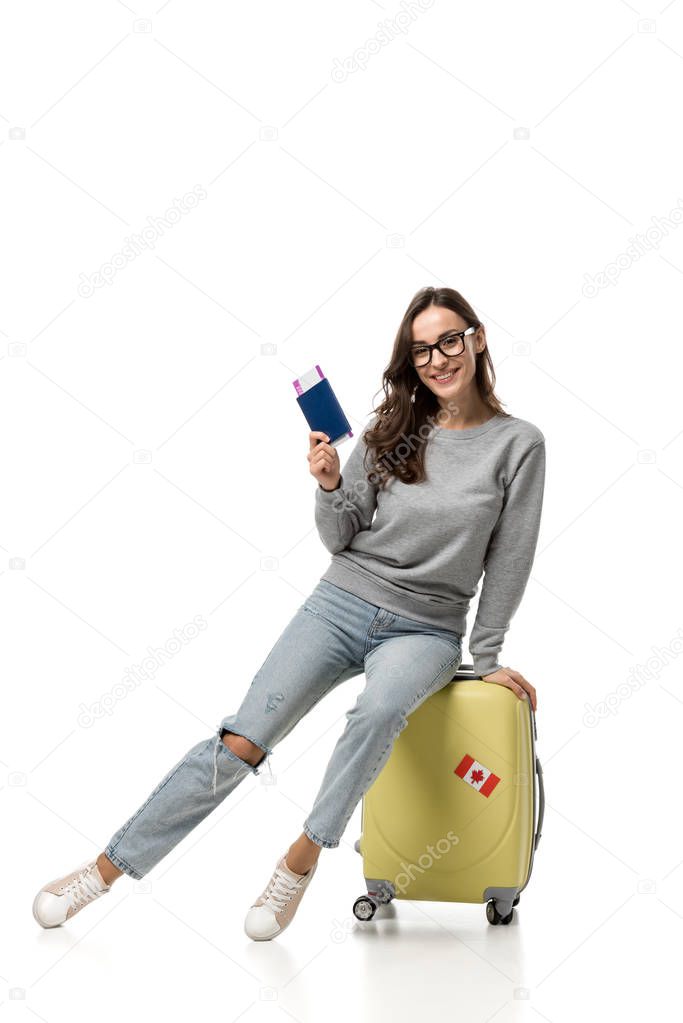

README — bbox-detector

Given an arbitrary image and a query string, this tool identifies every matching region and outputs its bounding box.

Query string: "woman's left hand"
[481,667,537,711]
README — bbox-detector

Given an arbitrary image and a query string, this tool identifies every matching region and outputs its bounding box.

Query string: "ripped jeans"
[104,579,463,879]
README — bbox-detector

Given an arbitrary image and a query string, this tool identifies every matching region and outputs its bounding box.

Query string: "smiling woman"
[31,283,545,948]
[313,283,546,684]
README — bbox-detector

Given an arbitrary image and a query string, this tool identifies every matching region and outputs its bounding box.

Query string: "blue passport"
[293,365,353,447]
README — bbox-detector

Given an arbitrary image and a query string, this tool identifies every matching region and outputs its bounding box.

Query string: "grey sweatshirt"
[314,412,546,678]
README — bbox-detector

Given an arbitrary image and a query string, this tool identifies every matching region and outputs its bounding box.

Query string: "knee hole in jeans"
[221,730,266,768]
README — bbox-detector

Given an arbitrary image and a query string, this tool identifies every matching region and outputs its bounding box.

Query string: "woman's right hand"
[308,431,341,491]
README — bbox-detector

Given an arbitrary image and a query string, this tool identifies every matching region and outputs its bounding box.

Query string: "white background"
[2,0,682,1020]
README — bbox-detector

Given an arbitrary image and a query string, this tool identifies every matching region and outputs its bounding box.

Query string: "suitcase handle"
[534,755,545,850]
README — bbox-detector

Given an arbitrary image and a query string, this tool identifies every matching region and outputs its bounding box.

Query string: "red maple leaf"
[470,769,485,784]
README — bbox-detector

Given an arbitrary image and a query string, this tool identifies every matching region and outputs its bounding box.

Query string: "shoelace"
[61,867,107,910]
[262,866,302,914]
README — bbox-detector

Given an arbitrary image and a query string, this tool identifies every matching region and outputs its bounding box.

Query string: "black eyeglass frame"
[409,325,478,367]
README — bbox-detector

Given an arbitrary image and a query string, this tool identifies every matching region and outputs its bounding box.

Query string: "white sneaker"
[33,859,112,928]
[244,854,318,941]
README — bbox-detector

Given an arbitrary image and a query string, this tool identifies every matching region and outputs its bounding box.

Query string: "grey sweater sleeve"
[469,439,546,678]
[315,430,379,554]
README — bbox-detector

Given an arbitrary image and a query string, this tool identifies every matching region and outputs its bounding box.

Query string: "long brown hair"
[359,286,510,489]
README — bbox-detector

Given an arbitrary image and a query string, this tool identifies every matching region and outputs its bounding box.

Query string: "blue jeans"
[104,580,463,879]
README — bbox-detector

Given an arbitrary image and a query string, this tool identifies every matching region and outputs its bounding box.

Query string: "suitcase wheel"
[352,895,378,921]
[486,899,515,925]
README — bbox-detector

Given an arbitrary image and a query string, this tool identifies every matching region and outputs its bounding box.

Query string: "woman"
[32,285,545,941]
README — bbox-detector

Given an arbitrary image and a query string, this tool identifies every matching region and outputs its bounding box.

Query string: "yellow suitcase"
[352,663,544,926]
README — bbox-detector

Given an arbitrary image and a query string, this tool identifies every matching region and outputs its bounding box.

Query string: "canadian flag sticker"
[454,753,501,797]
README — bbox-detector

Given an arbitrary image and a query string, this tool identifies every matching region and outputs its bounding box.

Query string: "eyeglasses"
[409,326,477,367]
